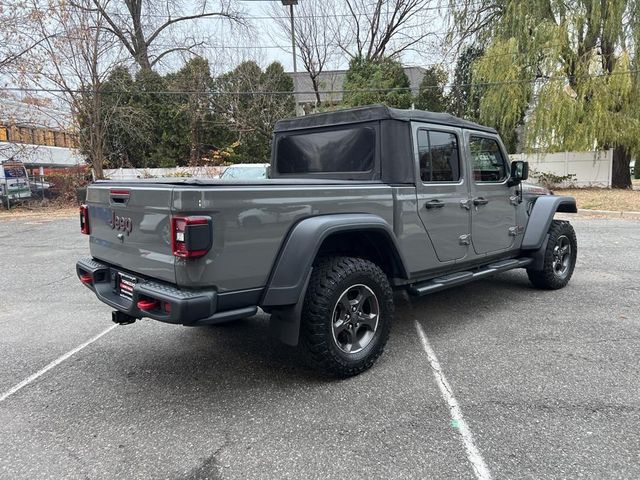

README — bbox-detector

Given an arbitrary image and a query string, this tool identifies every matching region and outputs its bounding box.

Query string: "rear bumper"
[76,258,255,325]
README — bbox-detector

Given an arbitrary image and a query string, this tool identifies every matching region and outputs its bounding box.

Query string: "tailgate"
[86,184,176,284]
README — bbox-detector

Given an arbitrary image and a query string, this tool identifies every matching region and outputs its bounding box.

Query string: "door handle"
[473,197,489,206]
[425,199,445,209]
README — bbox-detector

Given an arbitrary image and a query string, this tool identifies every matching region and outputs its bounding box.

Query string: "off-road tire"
[527,220,577,290]
[300,256,394,377]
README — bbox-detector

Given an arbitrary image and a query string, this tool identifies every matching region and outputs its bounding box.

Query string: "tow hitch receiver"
[112,310,137,325]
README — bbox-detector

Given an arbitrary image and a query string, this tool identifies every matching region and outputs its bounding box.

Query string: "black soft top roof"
[274,104,497,134]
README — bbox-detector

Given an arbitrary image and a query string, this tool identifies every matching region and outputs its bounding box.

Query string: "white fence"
[104,166,225,180]
[510,150,613,187]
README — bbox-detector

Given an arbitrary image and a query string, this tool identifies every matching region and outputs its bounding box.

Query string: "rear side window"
[417,130,460,182]
[469,136,507,182]
[276,127,375,174]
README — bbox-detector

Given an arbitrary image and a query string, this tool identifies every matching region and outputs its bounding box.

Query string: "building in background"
[288,66,426,115]
[0,96,84,171]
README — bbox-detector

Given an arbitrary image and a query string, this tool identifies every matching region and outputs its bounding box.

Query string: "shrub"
[529,170,577,189]
[47,170,91,205]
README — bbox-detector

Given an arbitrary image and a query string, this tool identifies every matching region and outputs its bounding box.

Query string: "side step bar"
[408,257,533,296]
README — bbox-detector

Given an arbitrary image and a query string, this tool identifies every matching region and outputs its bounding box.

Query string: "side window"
[417,129,460,182]
[470,136,507,182]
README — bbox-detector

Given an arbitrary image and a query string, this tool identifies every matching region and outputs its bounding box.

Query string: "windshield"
[221,166,267,180]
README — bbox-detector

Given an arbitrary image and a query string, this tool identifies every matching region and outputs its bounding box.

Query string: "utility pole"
[281,0,298,72]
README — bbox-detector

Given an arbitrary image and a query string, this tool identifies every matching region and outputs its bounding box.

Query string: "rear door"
[466,133,517,254]
[413,123,471,262]
[87,184,176,284]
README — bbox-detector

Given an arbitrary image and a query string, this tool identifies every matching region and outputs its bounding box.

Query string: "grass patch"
[555,187,640,212]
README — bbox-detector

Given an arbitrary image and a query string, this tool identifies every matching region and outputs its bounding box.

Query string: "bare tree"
[0,1,61,164]
[335,0,438,61]
[0,1,52,70]
[84,0,246,71]
[24,0,140,178]
[268,1,338,108]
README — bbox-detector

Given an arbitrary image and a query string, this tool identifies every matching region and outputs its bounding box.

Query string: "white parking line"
[415,320,493,480]
[0,324,117,403]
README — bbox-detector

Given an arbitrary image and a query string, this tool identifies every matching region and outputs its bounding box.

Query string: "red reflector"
[137,299,159,311]
[80,205,90,235]
[163,302,171,314]
[80,274,93,284]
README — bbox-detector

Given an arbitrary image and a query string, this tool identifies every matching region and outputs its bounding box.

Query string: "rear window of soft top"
[275,127,375,174]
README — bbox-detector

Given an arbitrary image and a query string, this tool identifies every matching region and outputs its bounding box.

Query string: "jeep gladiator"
[77,105,578,377]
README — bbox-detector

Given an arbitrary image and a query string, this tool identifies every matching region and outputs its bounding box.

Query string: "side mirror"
[508,160,529,187]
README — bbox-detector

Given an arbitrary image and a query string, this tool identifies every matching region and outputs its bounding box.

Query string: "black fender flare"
[521,195,577,251]
[262,213,408,307]
[263,213,408,346]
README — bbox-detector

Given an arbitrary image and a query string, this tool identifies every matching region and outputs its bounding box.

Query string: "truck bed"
[86,180,414,292]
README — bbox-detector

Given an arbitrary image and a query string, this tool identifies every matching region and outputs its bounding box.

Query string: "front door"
[414,124,471,262]
[467,134,517,254]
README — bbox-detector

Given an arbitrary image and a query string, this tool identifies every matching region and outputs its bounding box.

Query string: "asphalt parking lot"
[1,214,639,479]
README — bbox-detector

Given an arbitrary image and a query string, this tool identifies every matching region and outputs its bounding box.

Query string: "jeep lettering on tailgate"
[109,211,133,235]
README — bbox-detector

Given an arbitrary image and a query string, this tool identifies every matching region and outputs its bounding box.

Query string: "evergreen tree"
[343,57,412,109]
[166,57,223,166]
[215,61,295,163]
[81,66,152,169]
[448,45,484,121]
[414,66,448,112]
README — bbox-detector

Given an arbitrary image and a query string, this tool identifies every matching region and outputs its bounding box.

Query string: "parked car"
[77,105,578,377]
[219,163,269,180]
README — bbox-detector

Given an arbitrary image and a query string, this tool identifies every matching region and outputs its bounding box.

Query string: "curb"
[574,209,640,220]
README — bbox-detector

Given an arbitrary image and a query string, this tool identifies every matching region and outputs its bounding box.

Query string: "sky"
[0,0,449,104]
[204,0,447,75]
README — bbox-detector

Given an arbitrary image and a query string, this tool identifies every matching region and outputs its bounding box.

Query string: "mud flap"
[268,269,312,346]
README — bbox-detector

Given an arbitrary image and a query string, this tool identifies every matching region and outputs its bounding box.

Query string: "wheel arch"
[262,213,408,308]
[522,195,577,250]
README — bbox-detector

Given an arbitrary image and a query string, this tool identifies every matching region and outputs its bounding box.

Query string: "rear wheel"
[300,256,394,377]
[527,220,577,290]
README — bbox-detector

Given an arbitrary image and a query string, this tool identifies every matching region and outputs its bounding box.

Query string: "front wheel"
[527,220,577,290]
[300,256,394,377]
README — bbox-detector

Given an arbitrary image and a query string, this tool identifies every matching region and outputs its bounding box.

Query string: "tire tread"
[300,256,393,377]
[527,220,577,290]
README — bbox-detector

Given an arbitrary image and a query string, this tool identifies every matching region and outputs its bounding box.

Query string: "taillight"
[171,216,212,258]
[80,204,90,234]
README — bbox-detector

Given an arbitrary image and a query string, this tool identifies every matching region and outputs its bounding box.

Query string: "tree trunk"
[91,90,105,179]
[93,150,104,179]
[189,120,198,165]
[311,75,321,109]
[611,146,632,189]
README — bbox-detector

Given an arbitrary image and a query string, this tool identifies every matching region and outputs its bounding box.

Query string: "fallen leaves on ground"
[554,188,640,212]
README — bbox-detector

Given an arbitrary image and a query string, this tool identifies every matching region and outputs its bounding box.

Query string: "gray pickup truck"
[77,105,577,377]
